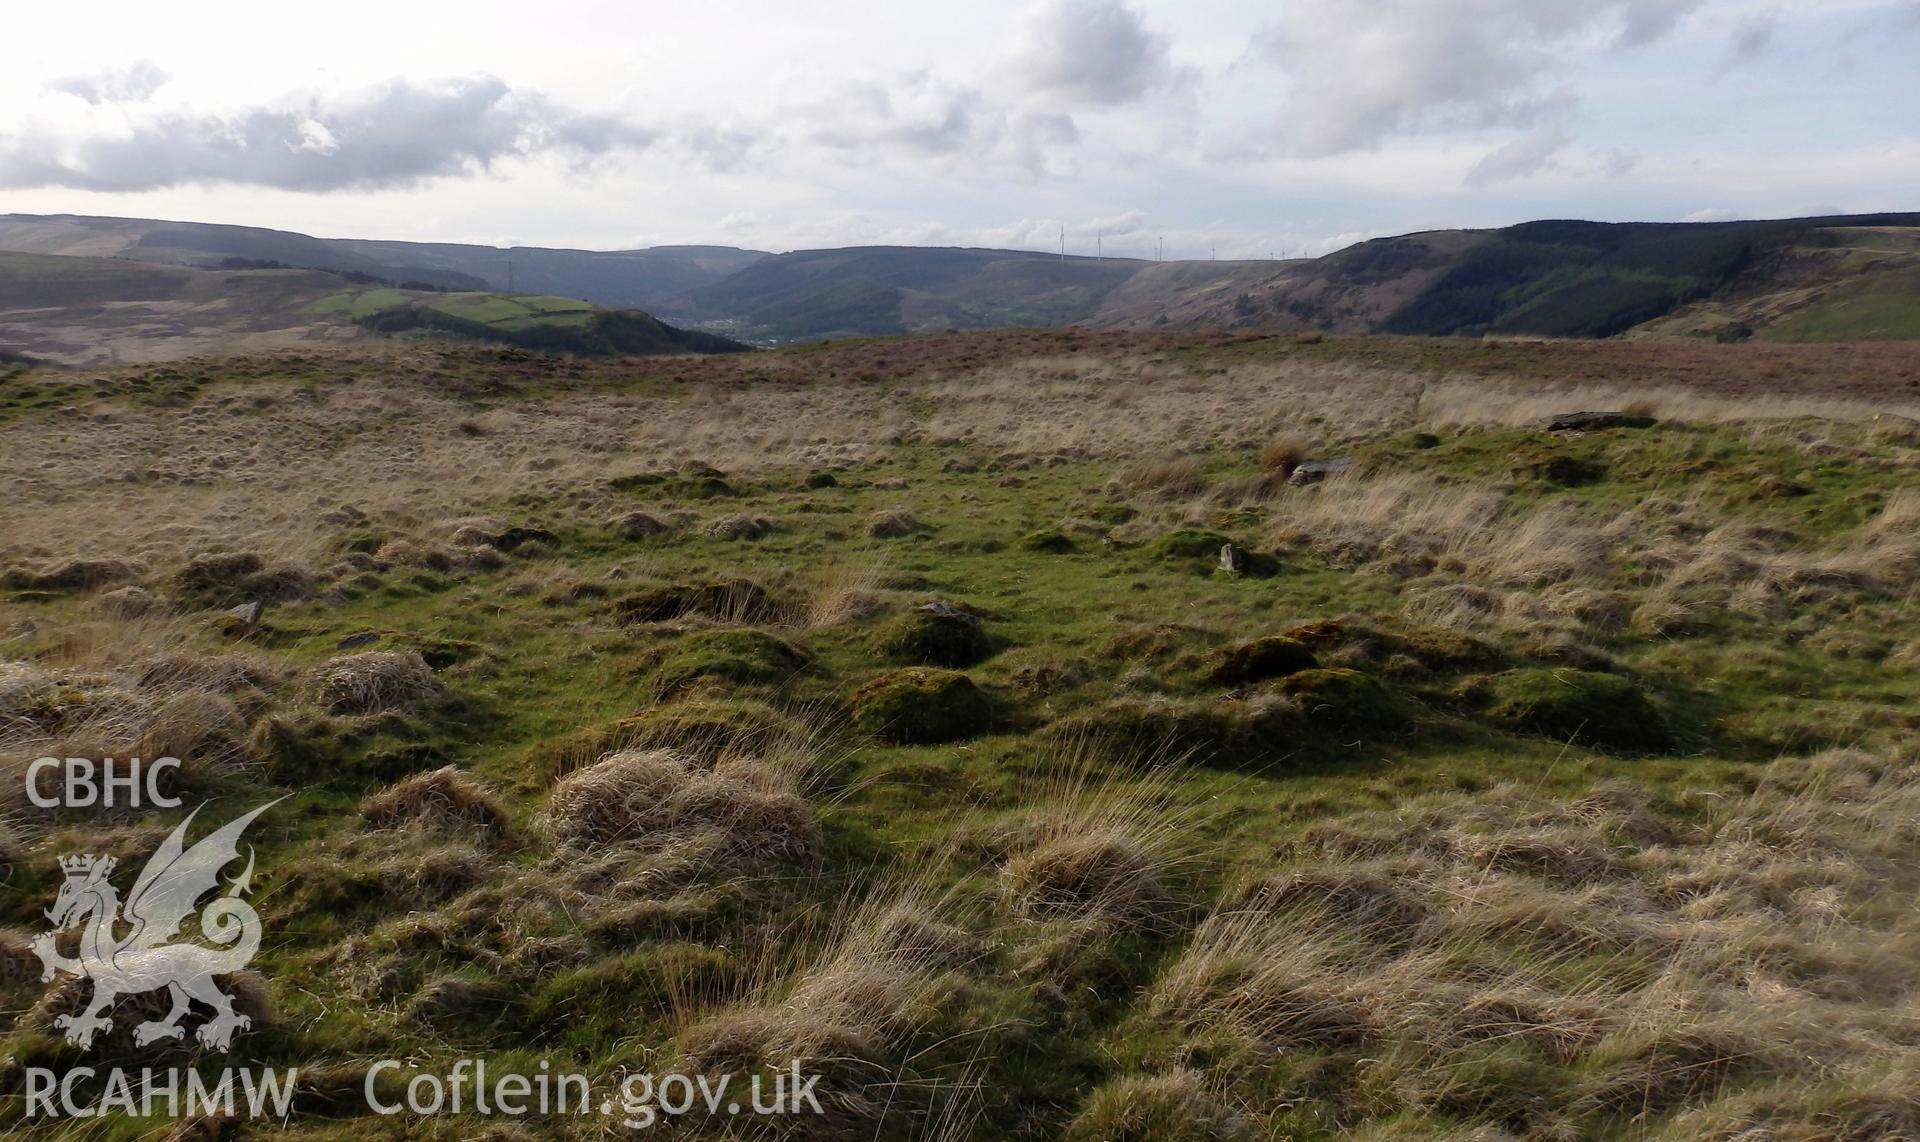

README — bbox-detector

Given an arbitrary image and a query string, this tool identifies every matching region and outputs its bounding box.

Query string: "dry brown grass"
[1145,748,1920,1133]
[317,650,440,715]
[1114,454,1211,500]
[0,630,285,811]
[3,336,1912,582]
[359,765,511,836]
[675,887,978,1133]
[866,507,931,538]
[542,748,820,867]
[799,554,893,629]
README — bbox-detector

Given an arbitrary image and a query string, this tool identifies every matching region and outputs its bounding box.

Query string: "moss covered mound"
[876,606,991,667]
[1467,668,1673,753]
[618,577,776,623]
[1209,636,1319,686]
[1279,668,1401,729]
[1023,529,1077,554]
[851,668,992,743]
[652,630,810,696]
[1045,696,1302,768]
[1150,529,1234,566]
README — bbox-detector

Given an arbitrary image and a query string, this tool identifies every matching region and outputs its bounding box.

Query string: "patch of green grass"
[303,287,418,319]
[1767,268,1920,341]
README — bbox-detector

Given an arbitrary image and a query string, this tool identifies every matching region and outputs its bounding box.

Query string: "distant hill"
[319,285,749,356]
[0,214,769,312]
[1377,213,1920,339]
[328,240,768,313]
[0,251,746,366]
[3,210,1916,347]
[687,246,1162,341]
[1146,214,1920,342]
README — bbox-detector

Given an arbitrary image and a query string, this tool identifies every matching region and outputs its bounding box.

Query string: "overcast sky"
[2,0,1916,259]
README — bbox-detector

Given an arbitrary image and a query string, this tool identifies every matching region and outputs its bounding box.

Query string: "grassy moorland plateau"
[3,321,1920,1139]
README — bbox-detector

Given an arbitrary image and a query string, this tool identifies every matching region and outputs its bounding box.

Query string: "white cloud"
[1250,0,1704,156]
[793,73,1079,177]
[1466,123,1572,185]
[0,75,660,192]
[1011,0,1177,106]
[48,60,171,105]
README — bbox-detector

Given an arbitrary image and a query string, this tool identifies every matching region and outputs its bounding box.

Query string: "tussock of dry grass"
[1145,749,1920,1132]
[318,650,440,714]
[1113,454,1211,500]
[800,555,892,629]
[542,748,819,867]
[676,889,975,1134]
[0,638,285,807]
[360,765,511,836]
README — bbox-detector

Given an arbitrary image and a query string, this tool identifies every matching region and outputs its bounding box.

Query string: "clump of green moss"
[1024,529,1077,554]
[1464,668,1672,752]
[1150,528,1234,566]
[1279,668,1400,729]
[667,475,738,499]
[1209,636,1319,686]
[1044,696,1302,768]
[652,630,811,696]
[618,577,777,623]
[851,668,991,743]
[875,606,991,667]
[1285,620,1502,675]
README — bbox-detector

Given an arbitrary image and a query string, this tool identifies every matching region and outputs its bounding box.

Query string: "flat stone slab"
[1288,458,1355,485]
[1545,411,1658,432]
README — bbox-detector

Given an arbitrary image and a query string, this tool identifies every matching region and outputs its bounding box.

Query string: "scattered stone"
[224,600,265,630]
[1545,411,1658,432]
[918,601,979,622]
[336,631,382,650]
[1288,458,1355,486]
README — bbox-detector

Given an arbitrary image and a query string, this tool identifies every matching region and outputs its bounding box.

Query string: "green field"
[1766,267,1920,341]
[2,333,1919,1137]
[303,287,419,320]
